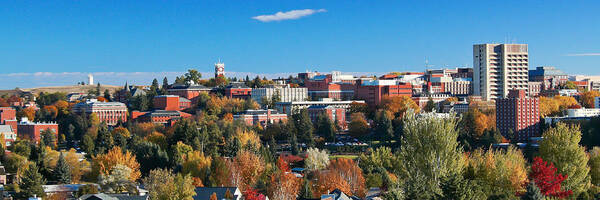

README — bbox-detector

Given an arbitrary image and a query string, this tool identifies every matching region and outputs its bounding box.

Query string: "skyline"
[1,0,600,88]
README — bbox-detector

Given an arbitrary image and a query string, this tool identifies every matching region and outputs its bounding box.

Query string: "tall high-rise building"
[88,73,94,85]
[473,44,529,101]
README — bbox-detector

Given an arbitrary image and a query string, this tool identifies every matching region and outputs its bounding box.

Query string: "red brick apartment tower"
[496,89,540,142]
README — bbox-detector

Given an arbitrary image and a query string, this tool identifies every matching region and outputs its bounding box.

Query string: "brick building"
[225,83,252,99]
[72,99,128,125]
[307,105,346,129]
[132,110,192,126]
[304,73,357,100]
[233,109,287,127]
[496,90,540,142]
[17,117,58,143]
[354,80,412,106]
[153,95,191,111]
[167,84,214,104]
[0,107,17,135]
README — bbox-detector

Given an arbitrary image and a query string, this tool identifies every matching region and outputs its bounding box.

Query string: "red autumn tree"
[243,188,267,200]
[529,157,573,198]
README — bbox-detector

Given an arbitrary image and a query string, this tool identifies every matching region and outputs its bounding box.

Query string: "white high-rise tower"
[473,43,529,101]
[88,74,94,85]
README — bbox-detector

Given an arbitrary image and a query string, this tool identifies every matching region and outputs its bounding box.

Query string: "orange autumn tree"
[315,169,351,196]
[91,147,141,182]
[581,90,600,108]
[229,150,265,191]
[316,158,366,197]
[43,105,58,119]
[380,96,420,118]
[20,107,36,121]
[269,157,302,199]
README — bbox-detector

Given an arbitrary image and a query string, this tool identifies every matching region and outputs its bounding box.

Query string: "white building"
[88,74,94,85]
[595,97,600,109]
[275,98,365,115]
[251,86,308,105]
[566,108,600,118]
[474,44,529,101]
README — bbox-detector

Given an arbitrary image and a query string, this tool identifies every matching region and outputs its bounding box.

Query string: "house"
[43,184,96,198]
[320,189,361,200]
[78,193,149,200]
[193,187,242,200]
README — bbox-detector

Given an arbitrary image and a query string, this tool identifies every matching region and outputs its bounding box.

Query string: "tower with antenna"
[215,59,225,78]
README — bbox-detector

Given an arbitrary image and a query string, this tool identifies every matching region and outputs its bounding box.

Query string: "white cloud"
[252,9,326,22]
[566,53,600,56]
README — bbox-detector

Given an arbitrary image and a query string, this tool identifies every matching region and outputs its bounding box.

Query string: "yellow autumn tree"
[43,148,91,183]
[145,132,167,149]
[233,129,261,149]
[465,146,528,194]
[91,147,141,182]
[181,151,212,184]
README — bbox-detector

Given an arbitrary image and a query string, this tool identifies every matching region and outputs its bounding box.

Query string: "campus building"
[275,99,365,115]
[233,109,288,127]
[17,117,58,143]
[354,80,412,106]
[72,99,128,125]
[251,85,308,105]
[153,95,192,111]
[496,90,540,142]
[474,44,529,101]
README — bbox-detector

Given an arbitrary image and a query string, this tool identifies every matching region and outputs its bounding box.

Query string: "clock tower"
[215,62,225,78]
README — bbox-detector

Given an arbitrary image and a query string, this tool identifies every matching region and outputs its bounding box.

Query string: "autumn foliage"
[315,158,366,198]
[530,157,572,198]
[269,158,302,199]
[91,147,141,182]
[380,96,420,118]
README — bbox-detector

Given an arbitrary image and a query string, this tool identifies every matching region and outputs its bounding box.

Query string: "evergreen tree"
[55,152,72,184]
[103,89,111,101]
[521,181,544,200]
[94,122,114,155]
[151,78,160,93]
[375,110,394,142]
[161,77,169,94]
[315,112,336,142]
[67,124,76,148]
[294,109,314,147]
[424,97,435,112]
[290,134,300,155]
[18,164,46,199]
[96,82,101,96]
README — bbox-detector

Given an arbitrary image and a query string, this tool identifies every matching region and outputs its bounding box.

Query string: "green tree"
[161,77,169,95]
[96,82,101,96]
[521,181,544,200]
[55,152,72,184]
[94,123,114,155]
[315,112,336,142]
[183,69,202,84]
[103,89,111,101]
[424,97,435,112]
[588,147,600,186]
[294,109,314,147]
[539,123,591,195]
[348,112,369,138]
[399,112,464,198]
[299,178,313,199]
[375,110,394,142]
[133,142,169,175]
[18,163,46,199]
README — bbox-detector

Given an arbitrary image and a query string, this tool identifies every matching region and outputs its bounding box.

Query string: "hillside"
[0,85,123,96]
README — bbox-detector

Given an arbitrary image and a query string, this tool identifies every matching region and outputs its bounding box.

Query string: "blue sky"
[1,0,599,88]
